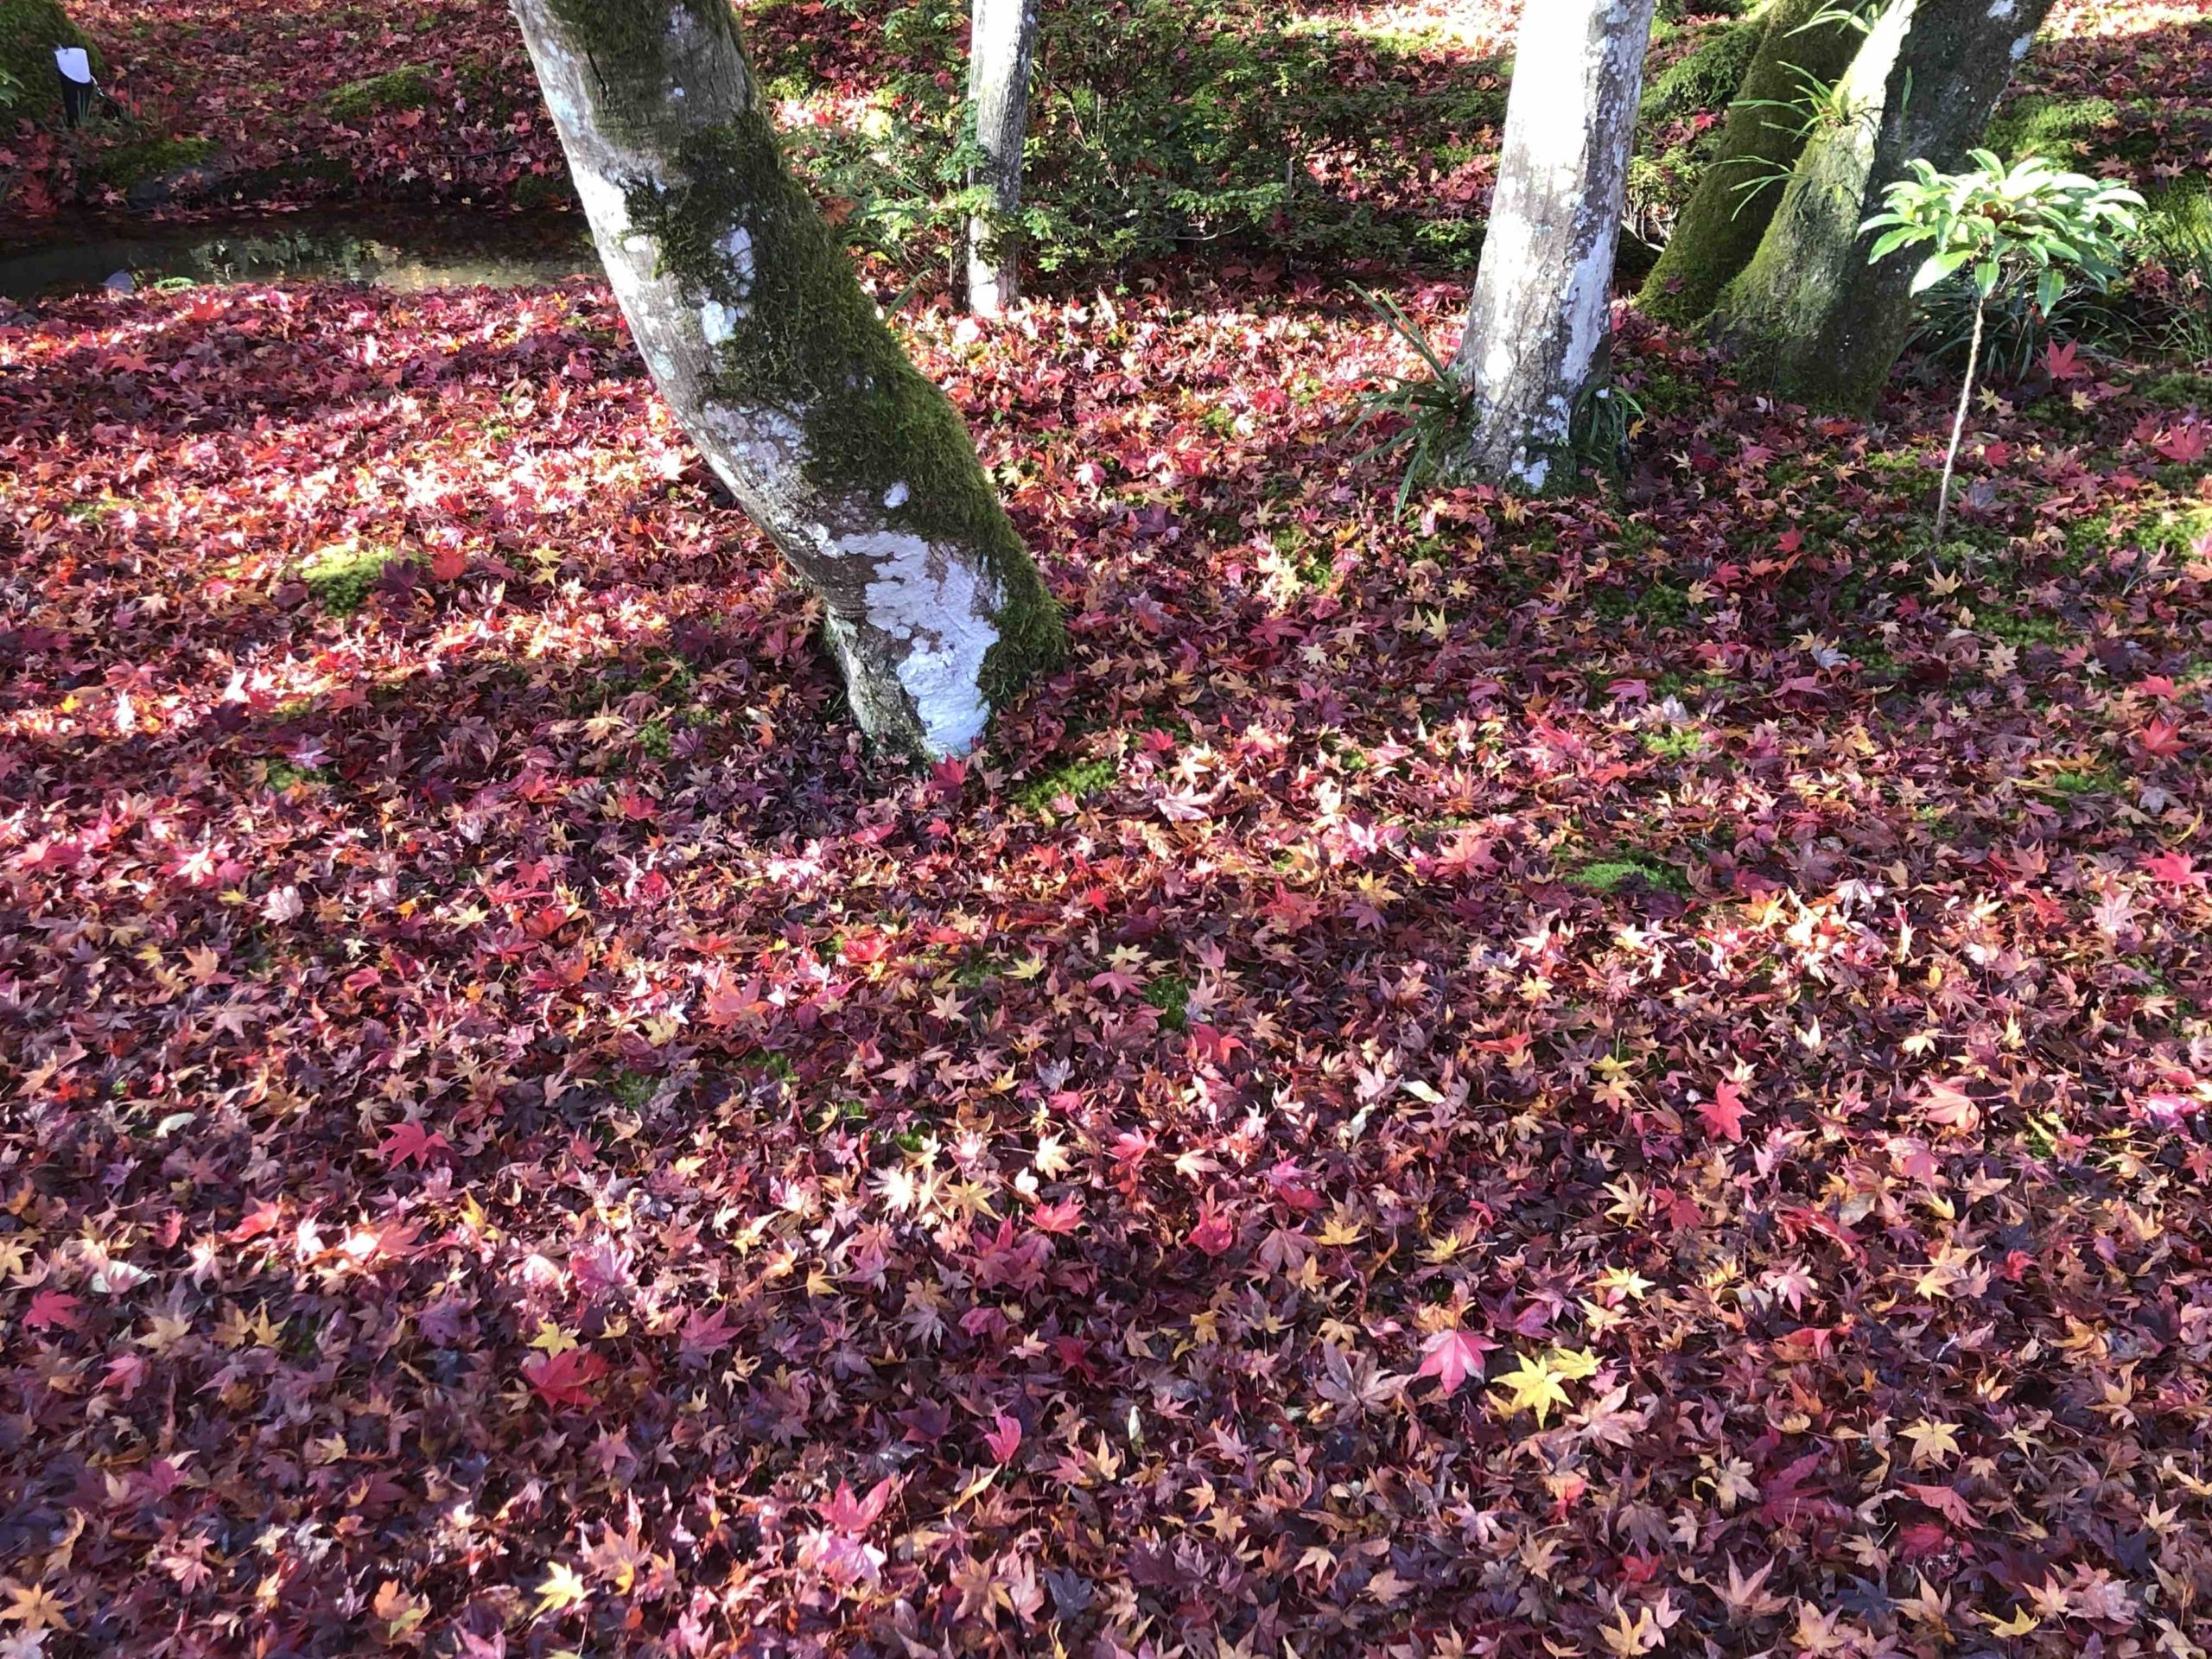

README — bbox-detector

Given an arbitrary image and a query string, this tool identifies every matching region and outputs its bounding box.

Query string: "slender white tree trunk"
[1448,0,1659,490]
[510,0,1060,757]
[965,0,1039,315]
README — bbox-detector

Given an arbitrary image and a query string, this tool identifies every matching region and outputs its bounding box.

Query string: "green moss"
[623,111,1063,707]
[2140,372,2212,410]
[1143,973,1192,1031]
[1013,751,1119,814]
[327,65,434,122]
[1568,852,1688,895]
[1642,727,1707,760]
[2149,504,2212,558]
[299,543,402,615]
[2030,767,2120,799]
[1985,96,2117,167]
[90,133,216,188]
[1638,20,1761,137]
[0,0,98,121]
[1984,607,2068,648]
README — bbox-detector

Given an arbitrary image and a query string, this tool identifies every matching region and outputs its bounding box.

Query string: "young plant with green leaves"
[1862,150,2139,542]
[1350,286,1475,513]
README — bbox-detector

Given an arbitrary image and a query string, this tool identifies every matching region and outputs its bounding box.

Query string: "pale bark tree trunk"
[1708,0,2056,413]
[965,0,1039,316]
[510,0,1061,757]
[1448,0,1661,490]
[1637,0,1863,326]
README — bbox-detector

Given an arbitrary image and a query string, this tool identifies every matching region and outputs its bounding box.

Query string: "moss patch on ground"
[90,133,217,189]
[298,543,403,615]
[327,65,433,122]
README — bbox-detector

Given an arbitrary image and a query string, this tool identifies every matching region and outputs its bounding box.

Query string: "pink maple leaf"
[1414,1325,1497,1395]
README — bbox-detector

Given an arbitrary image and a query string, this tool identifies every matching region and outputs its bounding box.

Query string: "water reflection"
[1,213,600,302]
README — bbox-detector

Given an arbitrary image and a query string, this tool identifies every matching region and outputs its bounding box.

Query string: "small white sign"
[54,47,94,86]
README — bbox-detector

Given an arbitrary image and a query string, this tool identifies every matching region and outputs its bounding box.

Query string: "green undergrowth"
[749,0,1510,280]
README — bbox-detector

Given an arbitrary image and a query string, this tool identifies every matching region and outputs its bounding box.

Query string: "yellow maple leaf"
[529,1320,579,1357]
[531,1561,590,1619]
[1979,1607,2039,1637]
[1,1580,69,1631]
[1902,1417,1961,1467]
[1491,1351,1576,1426]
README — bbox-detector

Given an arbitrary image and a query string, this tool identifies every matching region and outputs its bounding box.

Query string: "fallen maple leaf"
[982,1410,1023,1464]
[523,1347,609,1409]
[22,1290,81,1332]
[2142,849,2204,887]
[1414,1325,1497,1395]
[1699,1077,1751,1142]
[377,1121,451,1169]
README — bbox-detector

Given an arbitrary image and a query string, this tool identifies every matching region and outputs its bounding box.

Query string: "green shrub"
[751,0,1507,281]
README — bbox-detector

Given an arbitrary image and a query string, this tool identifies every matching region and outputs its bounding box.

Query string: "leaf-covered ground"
[4,2,2212,1657]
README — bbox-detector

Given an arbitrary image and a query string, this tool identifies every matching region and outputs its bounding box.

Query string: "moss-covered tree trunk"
[1446,0,1660,490]
[1707,0,2056,414]
[965,0,1038,315]
[510,0,1062,757]
[1637,0,1862,325]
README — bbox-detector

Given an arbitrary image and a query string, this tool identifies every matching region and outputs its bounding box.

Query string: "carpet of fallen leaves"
[4,3,2212,1659]
[5,260,2212,1656]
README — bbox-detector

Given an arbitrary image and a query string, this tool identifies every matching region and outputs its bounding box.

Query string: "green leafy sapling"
[1863,151,2139,543]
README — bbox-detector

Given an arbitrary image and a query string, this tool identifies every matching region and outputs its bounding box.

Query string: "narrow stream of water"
[1,212,600,302]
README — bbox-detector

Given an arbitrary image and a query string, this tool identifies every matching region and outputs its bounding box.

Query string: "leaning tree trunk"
[1637,0,1863,326]
[1707,0,2056,414]
[965,0,1039,315]
[510,0,1061,757]
[1447,0,1660,491]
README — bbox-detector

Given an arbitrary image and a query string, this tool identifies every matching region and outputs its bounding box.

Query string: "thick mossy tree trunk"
[1447,0,1660,490]
[964,0,1039,315]
[1637,0,1862,325]
[510,0,1062,757]
[1707,0,2056,414]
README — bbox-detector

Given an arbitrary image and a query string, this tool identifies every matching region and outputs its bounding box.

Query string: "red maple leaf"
[2143,850,2206,887]
[2043,340,2086,381]
[1414,1325,1497,1395]
[982,1410,1023,1464]
[2135,719,2184,759]
[523,1347,610,1409]
[22,1289,81,1332]
[1187,1201,1236,1257]
[377,1122,451,1169]
[1699,1077,1751,1143]
[819,1475,899,1532]
[2152,422,2209,465]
